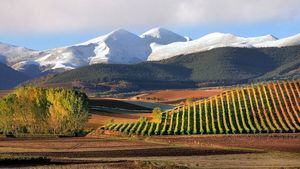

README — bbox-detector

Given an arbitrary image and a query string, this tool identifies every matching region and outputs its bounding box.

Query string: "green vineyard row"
[105,80,300,135]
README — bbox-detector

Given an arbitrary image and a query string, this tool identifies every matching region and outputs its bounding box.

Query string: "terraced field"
[105,80,300,135]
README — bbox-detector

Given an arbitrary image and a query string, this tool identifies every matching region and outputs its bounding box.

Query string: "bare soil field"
[146,134,300,153]
[0,134,299,168]
[131,88,225,103]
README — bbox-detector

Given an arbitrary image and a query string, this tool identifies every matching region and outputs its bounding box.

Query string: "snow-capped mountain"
[148,33,300,61]
[36,29,152,70]
[0,42,40,65]
[0,28,300,77]
[147,33,278,61]
[140,27,189,45]
[253,33,300,47]
[17,28,187,72]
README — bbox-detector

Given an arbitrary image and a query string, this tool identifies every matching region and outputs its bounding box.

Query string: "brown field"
[131,88,225,103]
[0,134,299,169]
[147,134,300,153]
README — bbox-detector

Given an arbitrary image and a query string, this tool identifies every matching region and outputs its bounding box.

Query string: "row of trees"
[0,87,90,136]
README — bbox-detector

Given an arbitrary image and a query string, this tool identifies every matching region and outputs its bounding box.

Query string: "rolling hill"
[36,45,300,92]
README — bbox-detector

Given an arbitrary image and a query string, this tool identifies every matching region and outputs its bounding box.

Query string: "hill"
[37,45,300,92]
[163,45,300,82]
[0,63,29,89]
[104,79,300,135]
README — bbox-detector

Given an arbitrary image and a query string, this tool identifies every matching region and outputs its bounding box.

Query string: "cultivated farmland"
[105,80,300,135]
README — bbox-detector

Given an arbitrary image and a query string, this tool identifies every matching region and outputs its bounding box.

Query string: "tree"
[46,88,90,135]
[0,86,90,136]
[0,96,14,135]
[152,107,162,122]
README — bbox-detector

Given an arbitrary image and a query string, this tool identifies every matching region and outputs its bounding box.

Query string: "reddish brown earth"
[0,137,160,151]
[131,88,225,103]
[0,136,256,158]
[0,134,299,168]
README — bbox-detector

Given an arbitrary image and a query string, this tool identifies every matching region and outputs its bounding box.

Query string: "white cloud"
[0,0,299,33]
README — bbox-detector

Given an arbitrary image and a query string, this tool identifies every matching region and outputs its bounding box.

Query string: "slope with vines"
[104,80,300,135]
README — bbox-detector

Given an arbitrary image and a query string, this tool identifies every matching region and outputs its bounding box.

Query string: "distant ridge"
[0,62,29,89]
[0,29,299,75]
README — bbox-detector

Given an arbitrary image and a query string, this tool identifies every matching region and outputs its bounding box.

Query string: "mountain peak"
[82,28,135,45]
[107,28,132,36]
[141,27,188,45]
[141,27,173,38]
[264,34,278,40]
[200,32,236,39]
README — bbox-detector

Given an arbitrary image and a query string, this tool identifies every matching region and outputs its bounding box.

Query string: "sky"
[0,0,300,50]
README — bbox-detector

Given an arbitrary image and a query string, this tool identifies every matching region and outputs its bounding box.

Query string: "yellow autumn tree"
[0,86,90,136]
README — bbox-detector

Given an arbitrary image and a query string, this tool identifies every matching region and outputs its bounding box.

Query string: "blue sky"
[0,0,299,50]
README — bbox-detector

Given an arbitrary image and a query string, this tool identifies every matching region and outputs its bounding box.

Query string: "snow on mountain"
[36,28,189,71]
[140,27,189,45]
[254,33,300,47]
[86,29,151,64]
[0,42,39,65]
[36,29,152,70]
[184,36,193,41]
[36,45,97,70]
[147,33,278,61]
[11,60,42,77]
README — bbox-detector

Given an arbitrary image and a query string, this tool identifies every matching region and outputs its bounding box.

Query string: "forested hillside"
[34,45,300,91]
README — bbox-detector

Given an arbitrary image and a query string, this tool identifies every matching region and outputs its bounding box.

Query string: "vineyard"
[104,80,300,135]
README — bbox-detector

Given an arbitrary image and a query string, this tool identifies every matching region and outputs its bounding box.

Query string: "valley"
[0,27,299,169]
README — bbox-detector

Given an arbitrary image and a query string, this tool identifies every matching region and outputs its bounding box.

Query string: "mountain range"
[1,28,300,75]
[0,28,300,90]
[32,45,300,94]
